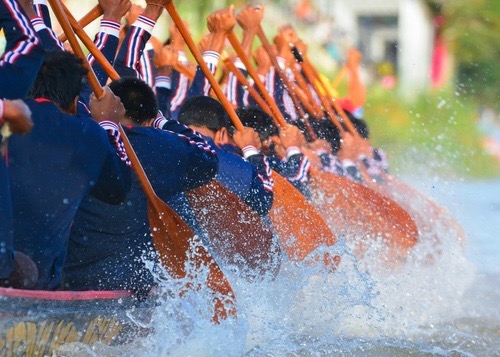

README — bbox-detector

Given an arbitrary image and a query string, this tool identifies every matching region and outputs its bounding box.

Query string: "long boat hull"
[0,287,152,356]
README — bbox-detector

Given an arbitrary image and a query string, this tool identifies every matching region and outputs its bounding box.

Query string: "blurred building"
[315,0,434,95]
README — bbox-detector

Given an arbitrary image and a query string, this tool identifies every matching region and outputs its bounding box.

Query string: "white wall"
[398,0,434,96]
[318,0,433,94]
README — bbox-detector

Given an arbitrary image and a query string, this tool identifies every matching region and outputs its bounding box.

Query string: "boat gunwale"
[0,287,134,301]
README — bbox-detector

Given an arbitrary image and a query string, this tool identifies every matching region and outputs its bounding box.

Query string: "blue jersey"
[269,149,311,198]
[8,99,131,290]
[209,139,274,216]
[0,156,14,279]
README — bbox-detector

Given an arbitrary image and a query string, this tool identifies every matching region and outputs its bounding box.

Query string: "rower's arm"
[0,0,44,99]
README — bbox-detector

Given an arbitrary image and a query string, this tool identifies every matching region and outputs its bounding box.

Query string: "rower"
[0,0,44,288]
[63,78,218,293]
[8,50,132,290]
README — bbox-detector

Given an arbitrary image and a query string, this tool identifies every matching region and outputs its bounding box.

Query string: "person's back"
[8,51,131,290]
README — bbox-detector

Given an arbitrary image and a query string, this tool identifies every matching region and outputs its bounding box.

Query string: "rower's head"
[178,96,231,145]
[341,110,369,139]
[108,77,158,126]
[235,106,284,155]
[235,107,278,142]
[28,50,87,115]
[313,118,342,154]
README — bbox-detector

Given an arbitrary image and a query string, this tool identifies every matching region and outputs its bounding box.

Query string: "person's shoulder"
[220,143,242,156]
[26,98,60,116]
[125,126,170,141]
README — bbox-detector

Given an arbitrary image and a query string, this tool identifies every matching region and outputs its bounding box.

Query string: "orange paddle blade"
[147,199,236,323]
[269,171,338,262]
[309,170,367,238]
[310,170,418,253]
[370,176,466,247]
[186,180,281,280]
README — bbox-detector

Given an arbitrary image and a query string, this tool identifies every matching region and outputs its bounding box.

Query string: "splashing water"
[52,178,500,356]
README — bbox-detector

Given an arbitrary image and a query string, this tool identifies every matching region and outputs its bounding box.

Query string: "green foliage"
[431,0,500,110]
[364,85,500,179]
[176,0,247,38]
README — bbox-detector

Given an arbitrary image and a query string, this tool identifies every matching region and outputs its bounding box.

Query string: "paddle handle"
[331,64,347,90]
[50,0,161,207]
[58,4,103,43]
[256,26,319,120]
[228,30,317,139]
[48,0,103,96]
[226,31,287,129]
[223,58,273,117]
[165,3,245,132]
[60,2,119,81]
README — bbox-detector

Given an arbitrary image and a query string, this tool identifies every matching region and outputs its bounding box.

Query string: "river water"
[58,177,499,357]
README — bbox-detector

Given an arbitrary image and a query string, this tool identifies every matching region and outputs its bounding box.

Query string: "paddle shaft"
[223,58,273,117]
[227,31,317,139]
[298,50,363,139]
[291,47,348,136]
[165,3,245,131]
[255,26,320,120]
[58,4,102,43]
[290,64,323,118]
[226,32,287,128]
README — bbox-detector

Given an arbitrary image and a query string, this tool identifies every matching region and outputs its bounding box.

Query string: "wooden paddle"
[297,47,465,246]
[165,2,339,265]
[289,46,419,242]
[51,0,235,322]
[61,2,280,280]
[186,181,280,280]
[224,35,417,252]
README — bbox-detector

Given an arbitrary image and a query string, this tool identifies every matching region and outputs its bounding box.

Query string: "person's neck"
[120,116,151,127]
[188,125,215,140]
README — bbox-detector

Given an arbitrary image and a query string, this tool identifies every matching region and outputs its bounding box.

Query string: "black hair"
[178,96,229,131]
[108,77,158,124]
[340,110,369,139]
[311,117,342,154]
[28,50,88,111]
[235,106,279,142]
